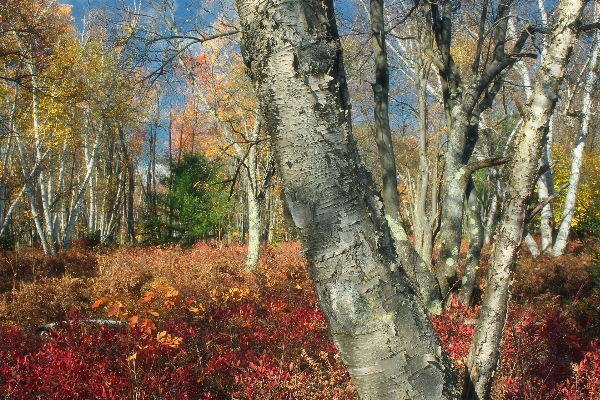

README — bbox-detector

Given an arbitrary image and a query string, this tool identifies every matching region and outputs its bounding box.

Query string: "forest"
[1,0,600,398]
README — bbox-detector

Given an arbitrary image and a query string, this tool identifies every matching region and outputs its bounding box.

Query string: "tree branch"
[464,156,511,175]
[526,182,569,222]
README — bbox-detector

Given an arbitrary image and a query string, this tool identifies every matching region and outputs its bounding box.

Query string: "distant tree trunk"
[119,126,136,245]
[537,122,556,253]
[31,74,57,254]
[235,1,459,398]
[424,0,520,301]
[460,177,483,306]
[245,120,262,270]
[553,10,599,255]
[413,48,436,265]
[63,121,104,250]
[483,166,502,244]
[15,128,50,255]
[523,228,541,258]
[370,0,442,313]
[463,1,586,397]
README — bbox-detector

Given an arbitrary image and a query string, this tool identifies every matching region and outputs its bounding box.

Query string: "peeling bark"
[235,1,458,397]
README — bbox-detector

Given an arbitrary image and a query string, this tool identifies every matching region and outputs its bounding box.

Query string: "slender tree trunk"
[553,10,599,255]
[0,87,18,232]
[245,120,262,270]
[119,126,136,244]
[15,130,50,255]
[31,74,57,254]
[370,0,442,313]
[523,228,541,258]
[463,2,586,397]
[63,121,104,250]
[483,167,502,244]
[370,0,399,221]
[414,56,432,262]
[460,177,483,306]
[537,121,555,253]
[235,1,459,398]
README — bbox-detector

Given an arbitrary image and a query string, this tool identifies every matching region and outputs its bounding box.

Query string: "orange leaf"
[140,291,155,303]
[107,303,121,318]
[91,298,106,309]
[165,289,179,298]
[147,310,159,317]
[128,315,139,327]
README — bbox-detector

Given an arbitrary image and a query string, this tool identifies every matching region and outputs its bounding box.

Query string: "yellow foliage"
[553,144,600,230]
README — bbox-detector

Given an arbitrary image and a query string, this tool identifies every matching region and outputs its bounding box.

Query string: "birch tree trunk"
[235,1,459,397]
[15,128,51,255]
[245,119,262,270]
[424,0,524,300]
[553,8,599,255]
[463,1,586,397]
[31,74,57,254]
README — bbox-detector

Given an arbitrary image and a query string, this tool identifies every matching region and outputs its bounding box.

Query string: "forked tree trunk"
[463,1,586,398]
[235,1,458,398]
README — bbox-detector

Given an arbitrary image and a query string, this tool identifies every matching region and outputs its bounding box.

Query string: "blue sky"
[61,0,357,28]
[61,0,111,23]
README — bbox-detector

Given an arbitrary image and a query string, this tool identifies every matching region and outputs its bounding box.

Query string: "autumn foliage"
[1,240,600,399]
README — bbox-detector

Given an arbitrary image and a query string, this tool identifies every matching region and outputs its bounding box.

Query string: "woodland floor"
[1,238,599,399]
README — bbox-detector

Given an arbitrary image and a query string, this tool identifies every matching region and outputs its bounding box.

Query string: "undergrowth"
[0,239,599,399]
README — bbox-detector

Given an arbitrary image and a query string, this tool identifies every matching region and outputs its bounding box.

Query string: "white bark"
[15,129,50,255]
[553,11,599,255]
[245,119,262,270]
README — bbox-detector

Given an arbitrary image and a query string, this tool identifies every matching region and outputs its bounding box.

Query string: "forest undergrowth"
[1,239,599,399]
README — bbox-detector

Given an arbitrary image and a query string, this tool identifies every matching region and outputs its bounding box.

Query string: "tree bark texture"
[463,1,586,398]
[235,1,458,398]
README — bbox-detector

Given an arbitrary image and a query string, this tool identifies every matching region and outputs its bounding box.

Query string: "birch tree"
[235,0,589,398]
[463,0,588,397]
[422,0,529,300]
[235,0,459,397]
